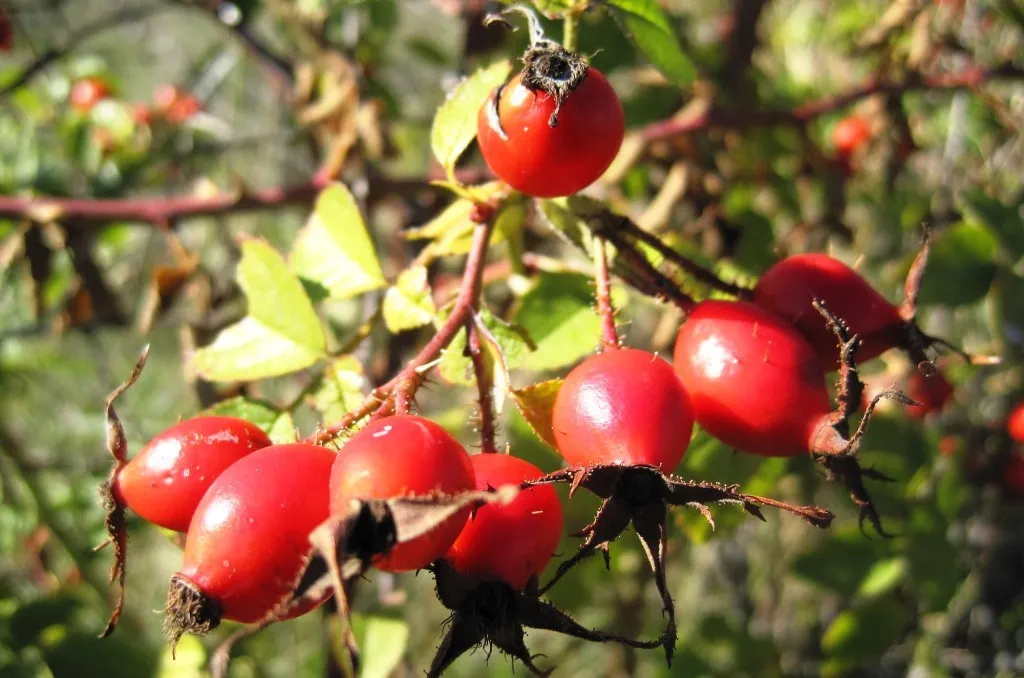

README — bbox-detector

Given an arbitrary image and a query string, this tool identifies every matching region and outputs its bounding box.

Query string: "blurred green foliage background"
[1,1,1024,677]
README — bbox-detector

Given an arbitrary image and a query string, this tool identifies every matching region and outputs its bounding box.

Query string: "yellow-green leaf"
[194,240,326,381]
[290,183,386,300]
[383,266,436,333]
[512,378,563,449]
[430,60,511,180]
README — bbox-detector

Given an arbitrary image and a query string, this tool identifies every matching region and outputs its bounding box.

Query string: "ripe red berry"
[132,103,153,126]
[477,69,624,198]
[753,253,905,368]
[552,348,694,471]
[444,454,562,590]
[673,300,832,457]
[905,369,954,419]
[113,416,272,532]
[833,116,872,157]
[1008,403,1024,444]
[167,94,201,124]
[329,415,476,572]
[70,77,110,113]
[166,443,335,640]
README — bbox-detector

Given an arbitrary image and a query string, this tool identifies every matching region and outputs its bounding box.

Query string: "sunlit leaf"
[312,355,368,425]
[194,240,326,381]
[290,183,386,300]
[606,0,696,88]
[511,378,563,448]
[430,60,511,180]
[383,266,436,332]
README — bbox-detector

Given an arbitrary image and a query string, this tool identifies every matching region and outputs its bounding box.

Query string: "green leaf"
[403,184,504,261]
[959,190,1024,257]
[290,183,386,300]
[513,272,624,371]
[822,597,909,663]
[857,557,906,598]
[430,60,511,180]
[357,615,408,678]
[312,356,368,425]
[383,266,436,332]
[511,378,563,449]
[194,240,326,381]
[438,307,532,385]
[202,396,278,430]
[917,222,998,308]
[606,0,696,88]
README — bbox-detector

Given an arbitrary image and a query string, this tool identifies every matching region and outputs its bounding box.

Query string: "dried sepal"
[96,344,150,638]
[810,299,912,536]
[426,560,660,677]
[525,464,833,662]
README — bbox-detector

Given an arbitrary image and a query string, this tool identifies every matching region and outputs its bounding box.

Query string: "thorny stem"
[592,223,696,313]
[595,212,752,299]
[308,215,496,445]
[466,320,498,452]
[593,237,619,351]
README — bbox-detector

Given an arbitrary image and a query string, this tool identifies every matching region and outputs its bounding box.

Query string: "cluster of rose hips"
[69,77,201,126]
[95,7,1006,676]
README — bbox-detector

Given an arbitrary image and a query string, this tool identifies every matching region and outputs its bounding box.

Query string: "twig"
[173,0,294,86]
[640,62,1024,142]
[1,4,165,97]
[595,212,751,299]
[309,215,496,445]
[0,172,455,227]
[593,237,619,351]
[466,319,498,452]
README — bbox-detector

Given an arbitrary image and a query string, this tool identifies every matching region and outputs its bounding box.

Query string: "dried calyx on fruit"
[477,5,624,198]
[674,298,915,536]
[533,349,833,660]
[483,4,588,131]
[427,454,659,677]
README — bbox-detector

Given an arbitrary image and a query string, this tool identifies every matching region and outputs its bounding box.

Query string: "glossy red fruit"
[70,78,110,112]
[445,454,562,590]
[905,369,954,419]
[329,415,475,572]
[477,70,624,198]
[170,443,335,628]
[113,416,271,532]
[833,116,872,156]
[673,300,832,457]
[753,253,904,368]
[552,348,694,472]
[1008,403,1024,443]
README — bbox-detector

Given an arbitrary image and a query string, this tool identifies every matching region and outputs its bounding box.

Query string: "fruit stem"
[562,11,579,52]
[466,319,499,452]
[310,211,497,445]
[593,236,620,351]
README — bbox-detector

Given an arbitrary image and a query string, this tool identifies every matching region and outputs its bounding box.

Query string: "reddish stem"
[466,319,498,452]
[594,238,619,351]
[308,215,496,445]
[639,63,1024,142]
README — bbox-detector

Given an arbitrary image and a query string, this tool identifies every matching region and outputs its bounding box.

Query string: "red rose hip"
[552,348,694,471]
[444,453,562,590]
[165,443,335,641]
[113,416,272,532]
[329,415,476,572]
